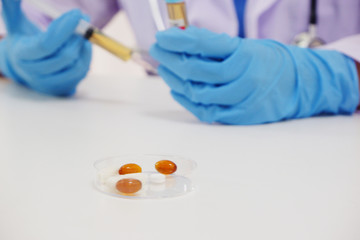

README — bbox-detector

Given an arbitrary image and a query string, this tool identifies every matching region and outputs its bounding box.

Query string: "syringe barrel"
[74,20,132,61]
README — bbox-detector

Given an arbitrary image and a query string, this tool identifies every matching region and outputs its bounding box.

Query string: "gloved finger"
[28,41,92,96]
[15,9,85,60]
[20,35,87,76]
[158,66,255,105]
[151,44,242,84]
[174,90,286,125]
[2,0,24,34]
[155,26,241,59]
[171,91,223,123]
[214,100,286,125]
[39,41,92,84]
[171,92,256,125]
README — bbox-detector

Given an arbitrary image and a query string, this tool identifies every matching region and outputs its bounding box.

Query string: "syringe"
[25,0,157,74]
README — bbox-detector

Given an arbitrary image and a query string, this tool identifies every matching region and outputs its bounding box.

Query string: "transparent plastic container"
[94,154,197,199]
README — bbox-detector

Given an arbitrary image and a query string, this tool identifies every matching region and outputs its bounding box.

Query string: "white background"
[0,12,360,240]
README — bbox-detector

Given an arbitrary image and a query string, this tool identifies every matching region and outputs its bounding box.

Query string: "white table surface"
[1,13,360,240]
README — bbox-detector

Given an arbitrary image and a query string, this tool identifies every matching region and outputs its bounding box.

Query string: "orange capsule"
[155,160,177,175]
[116,178,142,194]
[119,163,142,175]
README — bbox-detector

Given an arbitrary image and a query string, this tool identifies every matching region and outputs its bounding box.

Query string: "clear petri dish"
[94,154,197,199]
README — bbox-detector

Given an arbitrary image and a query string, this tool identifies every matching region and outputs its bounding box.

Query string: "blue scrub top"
[234,0,247,38]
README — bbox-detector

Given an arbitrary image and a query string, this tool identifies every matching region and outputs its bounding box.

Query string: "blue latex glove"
[150,26,360,125]
[0,0,92,96]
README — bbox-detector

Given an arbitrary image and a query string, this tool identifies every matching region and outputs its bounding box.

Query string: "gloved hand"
[150,26,360,125]
[0,0,92,96]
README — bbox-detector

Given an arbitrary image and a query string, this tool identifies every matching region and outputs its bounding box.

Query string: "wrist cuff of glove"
[310,50,360,115]
[355,61,360,110]
[336,55,360,114]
